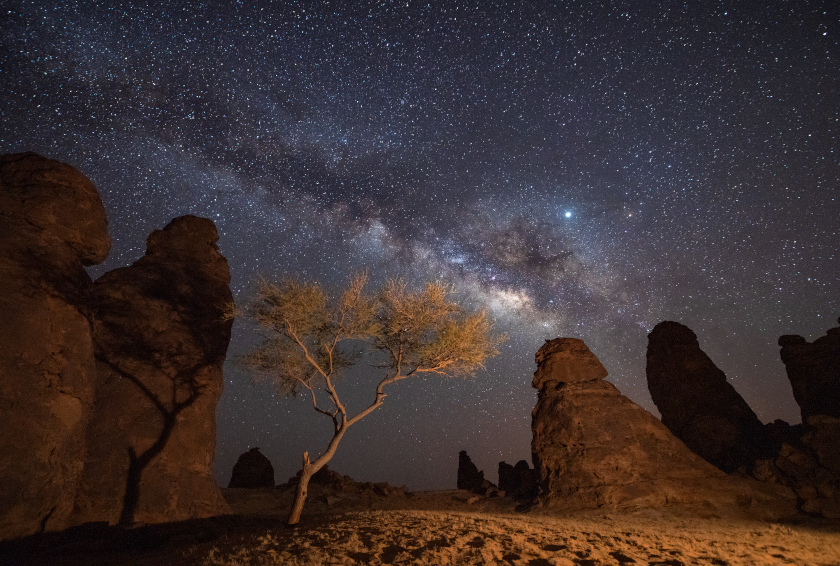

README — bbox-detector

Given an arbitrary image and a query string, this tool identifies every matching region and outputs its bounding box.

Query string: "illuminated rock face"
[0,153,110,540]
[530,338,795,518]
[0,153,232,540]
[73,216,232,525]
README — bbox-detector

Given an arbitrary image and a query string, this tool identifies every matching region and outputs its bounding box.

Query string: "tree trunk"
[288,453,313,526]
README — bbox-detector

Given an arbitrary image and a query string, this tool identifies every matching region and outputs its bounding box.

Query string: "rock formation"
[228,448,275,489]
[0,153,235,539]
[73,215,232,525]
[281,465,408,498]
[753,416,840,518]
[750,319,840,518]
[531,338,794,517]
[498,460,538,500]
[646,321,771,473]
[457,451,499,495]
[0,153,110,539]
[778,319,840,421]
[457,451,486,492]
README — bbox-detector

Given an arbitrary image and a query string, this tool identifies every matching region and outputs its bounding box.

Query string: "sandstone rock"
[531,337,795,519]
[778,318,840,421]
[72,215,232,526]
[0,153,110,540]
[457,451,487,493]
[747,319,840,518]
[533,337,607,388]
[228,448,275,488]
[754,416,840,518]
[499,460,538,501]
[284,466,408,498]
[646,321,771,473]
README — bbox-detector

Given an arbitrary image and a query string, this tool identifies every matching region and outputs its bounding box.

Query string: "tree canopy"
[230,273,505,524]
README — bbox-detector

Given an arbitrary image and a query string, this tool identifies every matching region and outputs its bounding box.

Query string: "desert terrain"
[3,482,838,566]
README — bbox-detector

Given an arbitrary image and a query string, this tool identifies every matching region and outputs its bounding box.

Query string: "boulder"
[531,338,795,518]
[778,318,840,421]
[72,215,232,525]
[0,153,109,540]
[646,321,771,472]
[228,448,275,488]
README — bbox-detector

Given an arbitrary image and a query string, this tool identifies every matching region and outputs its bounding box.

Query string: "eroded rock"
[751,320,840,518]
[498,460,538,501]
[457,451,499,496]
[73,215,232,525]
[778,318,840,421]
[646,321,771,473]
[0,153,109,539]
[457,450,486,492]
[228,448,275,489]
[531,337,794,518]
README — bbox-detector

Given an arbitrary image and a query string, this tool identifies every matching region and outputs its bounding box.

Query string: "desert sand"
[194,485,840,566]
[3,483,838,565]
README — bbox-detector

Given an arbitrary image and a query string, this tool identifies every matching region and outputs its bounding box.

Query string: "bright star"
[564,211,572,218]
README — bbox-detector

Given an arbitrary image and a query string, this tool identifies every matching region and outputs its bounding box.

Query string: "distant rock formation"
[498,460,537,501]
[282,465,408,498]
[750,319,840,518]
[531,338,794,517]
[0,153,110,540]
[228,448,275,488]
[457,451,486,491]
[646,321,770,473]
[73,215,232,525]
[778,318,840,421]
[457,451,499,496]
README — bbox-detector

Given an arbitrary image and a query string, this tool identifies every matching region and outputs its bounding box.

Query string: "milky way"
[2,1,837,489]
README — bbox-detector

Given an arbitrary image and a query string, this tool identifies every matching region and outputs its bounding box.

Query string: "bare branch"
[233,274,504,525]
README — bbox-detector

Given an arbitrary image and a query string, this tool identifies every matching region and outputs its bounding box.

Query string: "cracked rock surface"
[0,153,110,539]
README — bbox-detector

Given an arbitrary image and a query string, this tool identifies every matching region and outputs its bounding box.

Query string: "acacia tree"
[232,274,504,525]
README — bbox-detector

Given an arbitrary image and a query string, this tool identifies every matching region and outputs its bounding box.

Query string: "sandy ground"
[2,485,839,565]
[202,486,840,566]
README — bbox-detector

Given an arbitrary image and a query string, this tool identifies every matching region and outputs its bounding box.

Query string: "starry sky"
[2,1,837,491]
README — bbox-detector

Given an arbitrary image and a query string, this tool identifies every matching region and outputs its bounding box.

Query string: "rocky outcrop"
[778,318,840,421]
[228,448,275,489]
[72,215,232,525]
[646,321,771,473]
[531,338,794,518]
[498,460,538,501]
[457,451,499,495]
[753,416,840,518]
[0,153,234,539]
[750,319,840,518]
[0,153,110,539]
[282,466,408,498]
[457,451,486,492]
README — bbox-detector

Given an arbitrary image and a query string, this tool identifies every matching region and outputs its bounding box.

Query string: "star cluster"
[1,1,837,489]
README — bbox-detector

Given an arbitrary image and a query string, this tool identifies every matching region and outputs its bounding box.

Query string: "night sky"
[2,1,837,491]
